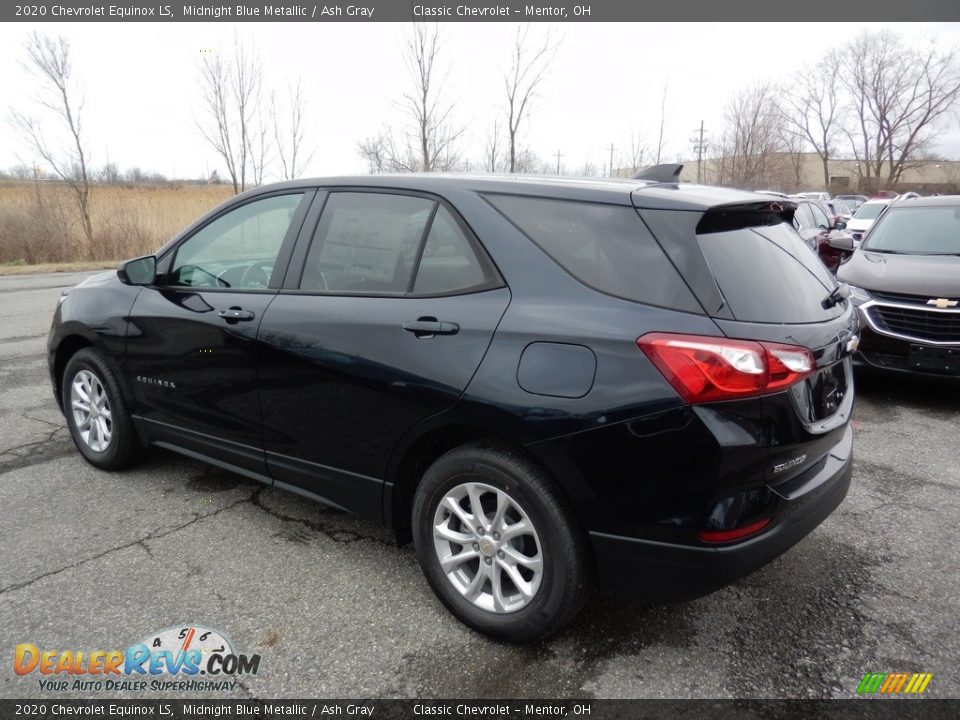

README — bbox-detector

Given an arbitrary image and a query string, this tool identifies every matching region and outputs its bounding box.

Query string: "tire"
[62,348,145,471]
[412,443,592,642]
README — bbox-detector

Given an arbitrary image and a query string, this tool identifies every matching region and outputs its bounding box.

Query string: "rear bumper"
[590,424,853,601]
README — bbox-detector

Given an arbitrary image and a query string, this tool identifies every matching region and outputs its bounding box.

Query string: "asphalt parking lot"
[0,271,957,700]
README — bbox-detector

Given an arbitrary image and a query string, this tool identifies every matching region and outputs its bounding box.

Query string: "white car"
[845,199,890,244]
[794,191,832,201]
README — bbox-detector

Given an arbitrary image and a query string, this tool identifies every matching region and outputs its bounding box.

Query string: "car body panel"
[48,173,856,602]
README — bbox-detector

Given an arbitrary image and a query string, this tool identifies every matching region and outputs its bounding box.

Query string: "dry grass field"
[0,181,235,264]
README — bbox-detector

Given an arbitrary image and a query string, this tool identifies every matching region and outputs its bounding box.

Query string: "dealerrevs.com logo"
[14,625,261,692]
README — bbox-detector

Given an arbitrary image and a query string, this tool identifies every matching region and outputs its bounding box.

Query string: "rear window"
[696,221,843,324]
[485,194,702,313]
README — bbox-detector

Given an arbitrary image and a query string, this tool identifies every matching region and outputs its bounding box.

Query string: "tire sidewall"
[413,450,576,641]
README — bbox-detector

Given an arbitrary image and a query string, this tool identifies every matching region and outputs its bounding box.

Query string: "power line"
[689,121,708,183]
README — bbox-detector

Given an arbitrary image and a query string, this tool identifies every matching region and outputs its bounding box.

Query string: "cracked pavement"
[0,271,957,699]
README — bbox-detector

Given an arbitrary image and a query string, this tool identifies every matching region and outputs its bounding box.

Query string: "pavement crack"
[0,492,256,596]
[0,425,73,475]
[23,412,65,429]
[250,490,394,548]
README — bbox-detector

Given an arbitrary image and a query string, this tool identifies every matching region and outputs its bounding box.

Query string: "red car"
[790,198,849,273]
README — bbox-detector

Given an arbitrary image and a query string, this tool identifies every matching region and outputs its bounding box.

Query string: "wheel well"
[389,424,561,535]
[53,335,93,409]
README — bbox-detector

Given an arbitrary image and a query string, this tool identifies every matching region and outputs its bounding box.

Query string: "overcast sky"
[2,22,960,181]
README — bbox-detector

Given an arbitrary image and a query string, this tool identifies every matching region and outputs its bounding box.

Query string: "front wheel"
[412,444,592,642]
[62,348,145,470]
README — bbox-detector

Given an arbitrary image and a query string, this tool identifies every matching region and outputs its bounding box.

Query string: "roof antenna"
[631,163,684,183]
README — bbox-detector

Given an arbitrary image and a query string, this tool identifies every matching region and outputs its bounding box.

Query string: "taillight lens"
[697,518,771,543]
[637,333,814,403]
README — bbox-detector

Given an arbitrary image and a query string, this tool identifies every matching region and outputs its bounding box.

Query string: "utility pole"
[609,143,615,178]
[555,149,563,175]
[689,121,708,183]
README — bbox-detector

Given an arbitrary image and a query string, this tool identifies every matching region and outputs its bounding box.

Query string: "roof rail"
[632,163,684,183]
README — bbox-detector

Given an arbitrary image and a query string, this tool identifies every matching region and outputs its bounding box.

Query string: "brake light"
[697,518,771,543]
[637,333,814,403]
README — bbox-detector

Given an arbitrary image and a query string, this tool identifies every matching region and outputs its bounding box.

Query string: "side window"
[170,193,305,289]
[486,194,701,313]
[300,192,434,294]
[412,207,489,295]
[810,203,831,228]
[794,203,815,229]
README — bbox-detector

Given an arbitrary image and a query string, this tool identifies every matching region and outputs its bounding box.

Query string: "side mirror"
[117,255,156,286]
[835,220,847,230]
[828,234,854,252]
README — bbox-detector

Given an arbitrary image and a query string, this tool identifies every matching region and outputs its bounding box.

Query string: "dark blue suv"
[49,169,857,641]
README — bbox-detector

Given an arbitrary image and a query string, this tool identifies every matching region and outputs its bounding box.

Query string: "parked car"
[794,191,832,201]
[834,195,960,377]
[755,190,790,198]
[49,170,856,642]
[846,198,891,244]
[824,200,852,225]
[835,194,868,211]
[791,197,850,272]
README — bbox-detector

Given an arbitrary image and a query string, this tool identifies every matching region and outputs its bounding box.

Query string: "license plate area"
[908,344,960,374]
[788,356,853,433]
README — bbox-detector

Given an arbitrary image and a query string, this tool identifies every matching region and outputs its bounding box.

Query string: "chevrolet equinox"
[49,168,857,641]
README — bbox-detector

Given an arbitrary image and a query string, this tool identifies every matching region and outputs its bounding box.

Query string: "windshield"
[864,206,960,255]
[852,203,886,220]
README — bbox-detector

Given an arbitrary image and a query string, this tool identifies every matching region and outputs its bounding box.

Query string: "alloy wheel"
[432,481,543,614]
[70,369,113,453]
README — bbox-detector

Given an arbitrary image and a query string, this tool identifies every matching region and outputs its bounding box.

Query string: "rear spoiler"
[696,200,797,234]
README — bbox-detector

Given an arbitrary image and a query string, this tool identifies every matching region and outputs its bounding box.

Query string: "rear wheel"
[412,444,591,642]
[63,348,145,470]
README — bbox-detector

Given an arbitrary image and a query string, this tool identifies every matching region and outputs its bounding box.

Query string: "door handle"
[402,317,459,337]
[218,307,256,322]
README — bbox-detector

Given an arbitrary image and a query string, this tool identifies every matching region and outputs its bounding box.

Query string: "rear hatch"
[636,198,859,486]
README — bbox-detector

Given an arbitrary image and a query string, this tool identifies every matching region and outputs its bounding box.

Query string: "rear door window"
[300,192,434,294]
[486,194,701,313]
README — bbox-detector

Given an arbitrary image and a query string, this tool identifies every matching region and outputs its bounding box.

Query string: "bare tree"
[484,118,504,172]
[715,82,789,189]
[399,23,463,172]
[503,25,556,173]
[654,83,669,165]
[9,34,94,246]
[357,132,390,174]
[840,31,960,190]
[272,80,314,180]
[782,51,844,189]
[357,24,463,173]
[197,37,263,193]
[620,127,647,175]
[250,105,271,187]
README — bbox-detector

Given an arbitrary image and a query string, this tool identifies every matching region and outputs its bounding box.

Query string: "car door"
[255,190,510,520]
[125,190,313,477]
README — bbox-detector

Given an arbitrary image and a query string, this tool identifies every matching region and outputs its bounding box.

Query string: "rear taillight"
[637,333,815,403]
[697,518,771,544]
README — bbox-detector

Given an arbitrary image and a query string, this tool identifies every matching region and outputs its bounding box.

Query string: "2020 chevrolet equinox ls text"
[48,168,857,642]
